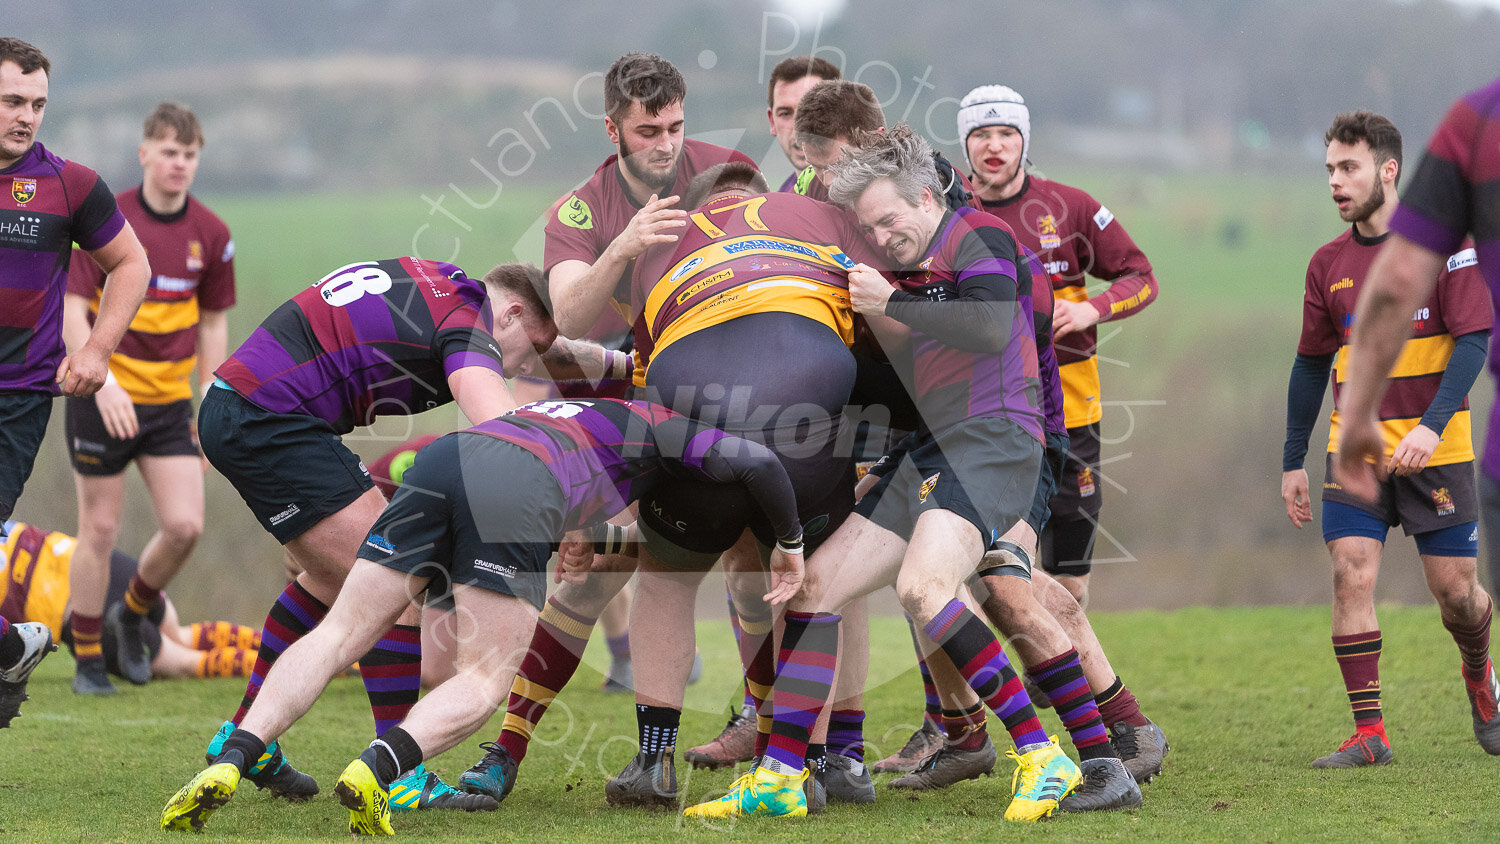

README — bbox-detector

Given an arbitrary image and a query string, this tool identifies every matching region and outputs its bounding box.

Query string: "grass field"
[3,605,1499,841]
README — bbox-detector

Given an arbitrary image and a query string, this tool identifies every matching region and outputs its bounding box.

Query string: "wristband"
[606,349,633,381]
[593,523,631,555]
[776,535,804,555]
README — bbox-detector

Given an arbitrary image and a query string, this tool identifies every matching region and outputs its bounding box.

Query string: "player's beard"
[1341,178,1385,225]
[619,137,677,194]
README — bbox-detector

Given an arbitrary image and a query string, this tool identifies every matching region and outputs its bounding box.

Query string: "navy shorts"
[0,390,52,524]
[857,417,1042,543]
[198,384,373,544]
[360,432,561,610]
[66,397,199,475]
[1023,429,1071,534]
[1321,453,1479,541]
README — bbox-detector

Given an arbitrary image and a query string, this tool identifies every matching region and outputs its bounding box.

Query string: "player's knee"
[159,514,204,549]
[895,571,951,628]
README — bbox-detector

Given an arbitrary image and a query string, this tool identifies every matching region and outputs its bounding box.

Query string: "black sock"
[636,705,681,755]
[219,729,268,775]
[806,743,826,774]
[372,727,423,784]
[0,626,22,668]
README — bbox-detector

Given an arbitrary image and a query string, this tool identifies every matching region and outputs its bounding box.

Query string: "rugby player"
[686,126,1088,823]
[160,398,805,835]
[3,520,259,681]
[62,103,235,694]
[765,56,840,192]
[192,259,607,803]
[958,84,1159,606]
[0,37,150,722]
[1308,108,1499,763]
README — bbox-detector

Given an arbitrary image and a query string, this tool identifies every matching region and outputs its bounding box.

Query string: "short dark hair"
[794,80,884,149]
[604,53,686,123]
[1325,110,1402,186]
[0,38,50,76]
[484,262,554,321]
[143,102,205,146]
[767,56,841,108]
[682,161,770,210]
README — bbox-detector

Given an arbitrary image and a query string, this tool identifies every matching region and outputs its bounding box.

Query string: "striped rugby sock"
[923,599,1048,752]
[763,611,840,775]
[1028,648,1113,760]
[233,581,328,724]
[499,597,595,763]
[360,624,422,737]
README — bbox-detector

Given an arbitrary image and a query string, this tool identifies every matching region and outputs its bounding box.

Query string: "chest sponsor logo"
[1432,487,1456,517]
[917,472,940,503]
[0,213,42,241]
[1448,248,1478,272]
[1329,277,1353,293]
[186,240,204,272]
[1036,214,1061,249]
[675,268,734,304]
[11,178,36,204]
[1044,260,1069,277]
[559,195,593,230]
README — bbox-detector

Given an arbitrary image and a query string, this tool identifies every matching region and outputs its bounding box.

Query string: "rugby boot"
[0,622,57,726]
[458,741,519,802]
[605,747,678,809]
[682,765,808,819]
[1463,658,1500,754]
[71,659,116,695]
[1310,731,1393,768]
[1108,719,1169,783]
[871,719,942,773]
[206,720,319,799]
[334,747,395,835]
[685,707,756,769]
[890,732,997,790]
[388,765,498,811]
[104,601,152,685]
[1059,757,1143,812]
[823,753,875,804]
[1003,737,1082,822]
[161,759,242,832]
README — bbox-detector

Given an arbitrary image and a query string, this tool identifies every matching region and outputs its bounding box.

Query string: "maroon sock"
[1333,630,1382,729]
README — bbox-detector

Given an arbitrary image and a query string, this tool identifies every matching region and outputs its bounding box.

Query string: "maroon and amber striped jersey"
[543,140,757,342]
[1,520,74,639]
[981,174,1157,429]
[1389,77,1500,477]
[216,257,502,434]
[1298,227,1489,465]
[630,191,880,376]
[0,143,126,393]
[67,187,234,404]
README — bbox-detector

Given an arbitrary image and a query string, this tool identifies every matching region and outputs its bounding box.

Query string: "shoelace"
[1110,725,1140,758]
[473,742,508,769]
[1005,749,1041,796]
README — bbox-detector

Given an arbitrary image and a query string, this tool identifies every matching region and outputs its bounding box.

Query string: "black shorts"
[1022,429,1071,534]
[66,397,199,476]
[1048,422,1102,521]
[0,390,51,524]
[857,417,1042,543]
[360,432,561,610]
[198,384,373,544]
[1322,453,1479,537]
[62,549,165,677]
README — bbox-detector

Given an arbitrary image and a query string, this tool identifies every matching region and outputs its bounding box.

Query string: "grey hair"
[827,124,942,209]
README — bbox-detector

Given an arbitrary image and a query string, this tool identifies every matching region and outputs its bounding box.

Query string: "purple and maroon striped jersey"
[466,398,799,537]
[981,174,1157,429]
[889,207,1043,439]
[1299,227,1489,466]
[0,142,127,393]
[68,187,235,404]
[1389,77,1500,476]
[544,139,757,342]
[216,257,503,433]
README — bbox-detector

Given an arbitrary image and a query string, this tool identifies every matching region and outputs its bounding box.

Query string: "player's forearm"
[1420,330,1488,434]
[885,290,1017,354]
[703,438,802,545]
[1283,352,1333,471]
[196,309,230,395]
[541,337,632,382]
[1090,271,1158,323]
[86,255,150,357]
[61,293,94,357]
[550,250,632,339]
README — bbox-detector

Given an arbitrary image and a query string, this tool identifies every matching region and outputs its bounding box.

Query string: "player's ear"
[605,115,620,145]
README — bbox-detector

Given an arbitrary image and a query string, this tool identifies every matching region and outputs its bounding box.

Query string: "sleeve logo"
[1447,248,1478,272]
[1093,206,1115,231]
[559,195,594,230]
